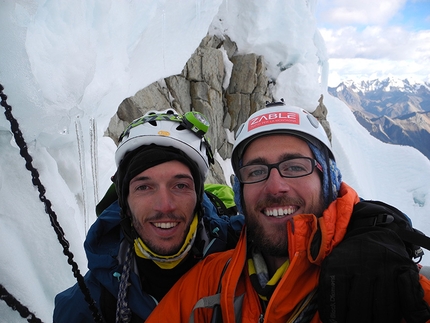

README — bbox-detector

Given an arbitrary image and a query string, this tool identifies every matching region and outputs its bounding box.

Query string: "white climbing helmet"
[115,108,214,178]
[231,102,334,174]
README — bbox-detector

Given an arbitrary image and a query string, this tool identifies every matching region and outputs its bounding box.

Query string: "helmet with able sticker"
[231,102,333,175]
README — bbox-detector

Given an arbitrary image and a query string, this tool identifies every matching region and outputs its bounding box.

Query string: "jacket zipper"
[258,313,264,322]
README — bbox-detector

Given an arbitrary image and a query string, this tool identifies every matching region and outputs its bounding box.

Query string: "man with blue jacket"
[53,108,243,322]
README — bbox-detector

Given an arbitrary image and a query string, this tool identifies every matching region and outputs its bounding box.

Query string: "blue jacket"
[53,195,244,322]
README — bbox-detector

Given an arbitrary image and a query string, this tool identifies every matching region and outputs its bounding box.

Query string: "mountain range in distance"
[328,77,430,160]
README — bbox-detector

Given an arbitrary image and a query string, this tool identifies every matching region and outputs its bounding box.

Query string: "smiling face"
[242,134,324,260]
[127,160,197,256]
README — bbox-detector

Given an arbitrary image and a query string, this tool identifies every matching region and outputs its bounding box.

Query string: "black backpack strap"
[396,229,430,257]
[204,190,238,216]
[350,200,430,260]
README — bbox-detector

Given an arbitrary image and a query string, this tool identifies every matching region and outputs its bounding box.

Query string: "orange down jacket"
[146,182,430,323]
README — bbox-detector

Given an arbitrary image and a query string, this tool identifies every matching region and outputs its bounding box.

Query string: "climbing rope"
[0,283,43,323]
[0,83,103,323]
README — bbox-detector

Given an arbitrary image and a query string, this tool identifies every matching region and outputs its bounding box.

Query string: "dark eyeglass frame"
[238,157,323,184]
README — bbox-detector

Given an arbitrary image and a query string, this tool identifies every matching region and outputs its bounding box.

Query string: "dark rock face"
[106,35,330,184]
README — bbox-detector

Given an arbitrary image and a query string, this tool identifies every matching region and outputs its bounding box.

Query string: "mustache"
[254,195,304,210]
[146,212,186,222]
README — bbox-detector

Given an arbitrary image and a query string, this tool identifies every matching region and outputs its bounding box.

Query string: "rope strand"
[0,283,43,323]
[0,83,103,323]
[115,244,133,323]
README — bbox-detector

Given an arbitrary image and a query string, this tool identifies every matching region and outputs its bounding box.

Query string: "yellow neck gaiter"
[134,214,198,269]
[248,248,290,301]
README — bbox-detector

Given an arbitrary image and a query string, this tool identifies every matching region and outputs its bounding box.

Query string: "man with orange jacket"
[146,102,430,323]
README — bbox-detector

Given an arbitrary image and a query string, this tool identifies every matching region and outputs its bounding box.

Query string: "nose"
[264,167,291,195]
[154,187,175,213]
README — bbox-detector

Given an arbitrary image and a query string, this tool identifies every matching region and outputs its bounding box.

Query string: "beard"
[246,215,290,257]
[244,192,325,257]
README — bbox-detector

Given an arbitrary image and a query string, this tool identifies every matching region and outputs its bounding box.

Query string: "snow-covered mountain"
[328,77,430,159]
[329,77,430,117]
[333,77,430,97]
[330,77,430,109]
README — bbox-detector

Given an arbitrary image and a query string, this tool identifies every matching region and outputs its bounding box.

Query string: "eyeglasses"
[238,157,323,184]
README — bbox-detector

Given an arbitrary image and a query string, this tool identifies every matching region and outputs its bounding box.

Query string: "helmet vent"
[306,114,319,129]
[176,124,187,131]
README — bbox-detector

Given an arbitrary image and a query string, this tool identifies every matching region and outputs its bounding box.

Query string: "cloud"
[320,27,430,61]
[317,0,430,86]
[318,0,407,26]
[316,0,428,60]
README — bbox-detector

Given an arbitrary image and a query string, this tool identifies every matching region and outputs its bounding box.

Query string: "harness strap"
[188,256,317,323]
[189,294,245,323]
[189,258,231,323]
[189,294,222,323]
[287,289,318,323]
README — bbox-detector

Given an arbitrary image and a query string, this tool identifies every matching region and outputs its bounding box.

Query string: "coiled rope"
[0,83,103,323]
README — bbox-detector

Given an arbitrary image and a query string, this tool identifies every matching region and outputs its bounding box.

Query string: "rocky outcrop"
[313,94,332,142]
[106,35,329,184]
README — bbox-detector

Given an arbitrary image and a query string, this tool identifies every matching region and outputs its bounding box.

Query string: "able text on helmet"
[248,112,300,131]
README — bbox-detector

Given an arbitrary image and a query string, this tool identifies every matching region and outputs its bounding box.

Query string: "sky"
[316,0,430,86]
[1,0,430,322]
